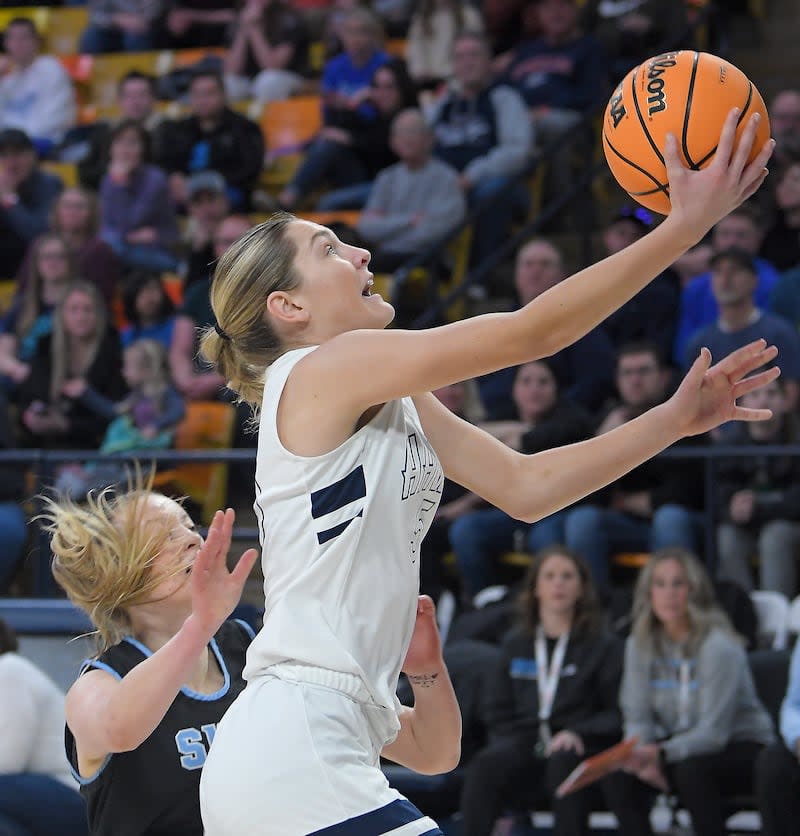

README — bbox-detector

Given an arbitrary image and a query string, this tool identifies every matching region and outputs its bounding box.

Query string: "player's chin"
[367,295,396,328]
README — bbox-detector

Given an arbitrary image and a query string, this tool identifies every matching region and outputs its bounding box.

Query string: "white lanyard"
[535,626,570,742]
[677,658,692,731]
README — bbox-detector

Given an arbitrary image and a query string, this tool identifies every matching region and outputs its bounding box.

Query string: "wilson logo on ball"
[609,83,626,129]
[645,53,678,117]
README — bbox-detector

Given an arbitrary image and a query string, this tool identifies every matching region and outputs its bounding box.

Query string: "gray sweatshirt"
[357,158,466,255]
[620,628,774,762]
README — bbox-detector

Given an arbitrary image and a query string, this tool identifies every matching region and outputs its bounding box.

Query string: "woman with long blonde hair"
[17,281,125,449]
[0,233,75,385]
[42,480,258,835]
[604,548,775,836]
[197,111,774,836]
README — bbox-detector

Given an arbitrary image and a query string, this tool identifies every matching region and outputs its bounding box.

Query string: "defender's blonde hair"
[200,213,303,408]
[40,475,185,654]
[631,547,738,655]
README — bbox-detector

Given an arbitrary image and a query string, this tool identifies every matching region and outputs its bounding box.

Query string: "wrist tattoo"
[408,672,439,688]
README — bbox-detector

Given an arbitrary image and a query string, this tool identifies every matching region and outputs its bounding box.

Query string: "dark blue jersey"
[66,619,253,836]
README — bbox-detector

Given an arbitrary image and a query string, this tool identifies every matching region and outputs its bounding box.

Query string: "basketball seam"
[631,61,665,167]
[694,81,754,169]
[681,51,701,169]
[603,131,670,197]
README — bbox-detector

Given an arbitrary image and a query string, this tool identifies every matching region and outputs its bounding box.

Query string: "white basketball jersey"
[244,346,444,716]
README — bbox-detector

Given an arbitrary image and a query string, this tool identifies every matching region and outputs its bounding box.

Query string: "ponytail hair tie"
[214,322,231,342]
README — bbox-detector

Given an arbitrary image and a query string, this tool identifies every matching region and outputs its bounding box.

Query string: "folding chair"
[260,96,322,189]
[788,595,800,636]
[750,590,790,650]
[152,401,237,525]
[45,7,88,55]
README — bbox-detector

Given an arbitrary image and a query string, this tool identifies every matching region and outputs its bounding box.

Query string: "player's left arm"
[381,596,462,775]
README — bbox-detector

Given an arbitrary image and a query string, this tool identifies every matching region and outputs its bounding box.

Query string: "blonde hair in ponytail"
[200,213,303,409]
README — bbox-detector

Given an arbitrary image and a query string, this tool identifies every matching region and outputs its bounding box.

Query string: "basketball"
[602,51,771,215]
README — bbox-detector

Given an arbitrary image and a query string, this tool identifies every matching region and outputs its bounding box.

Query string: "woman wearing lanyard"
[459,546,624,836]
[604,547,775,836]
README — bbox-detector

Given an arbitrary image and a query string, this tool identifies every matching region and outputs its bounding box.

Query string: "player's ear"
[266,290,309,326]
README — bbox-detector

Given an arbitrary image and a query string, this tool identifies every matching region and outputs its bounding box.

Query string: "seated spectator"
[580,0,687,78]
[56,338,185,498]
[315,58,419,212]
[181,170,230,287]
[224,0,311,105]
[0,233,74,387]
[683,248,800,407]
[76,71,163,192]
[80,0,162,54]
[0,393,28,593]
[17,281,125,449]
[477,238,615,418]
[0,18,76,155]
[0,128,63,278]
[603,548,775,836]
[760,156,800,271]
[164,0,237,48]
[406,0,484,90]
[356,109,465,273]
[716,377,800,598]
[450,360,593,600]
[170,214,252,401]
[17,188,121,307]
[500,0,608,211]
[120,271,178,350]
[563,343,704,587]
[756,637,800,836]
[673,205,780,365]
[0,618,87,836]
[154,71,265,211]
[99,120,180,273]
[277,8,391,210]
[599,206,680,362]
[429,30,532,267]
[768,88,800,170]
[460,547,623,836]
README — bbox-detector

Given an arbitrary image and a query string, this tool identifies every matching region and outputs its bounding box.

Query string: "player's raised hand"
[667,339,780,438]
[666,108,775,235]
[401,596,445,680]
[190,509,259,635]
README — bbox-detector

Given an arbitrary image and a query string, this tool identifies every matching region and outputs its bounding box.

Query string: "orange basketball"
[602,50,770,215]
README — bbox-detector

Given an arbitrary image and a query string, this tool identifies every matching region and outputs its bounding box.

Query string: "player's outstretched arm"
[302,110,774,416]
[415,340,779,523]
[381,596,461,775]
[65,510,258,772]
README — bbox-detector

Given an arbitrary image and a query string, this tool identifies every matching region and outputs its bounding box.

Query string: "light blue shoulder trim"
[233,618,256,641]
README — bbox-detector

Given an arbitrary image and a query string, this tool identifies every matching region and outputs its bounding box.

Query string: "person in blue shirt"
[277,8,389,211]
[755,638,800,836]
[682,248,800,410]
[673,205,780,365]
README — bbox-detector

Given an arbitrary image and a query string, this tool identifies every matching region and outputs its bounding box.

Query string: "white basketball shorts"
[199,664,443,836]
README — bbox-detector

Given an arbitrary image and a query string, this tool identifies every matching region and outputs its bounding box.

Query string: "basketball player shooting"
[198,108,775,835]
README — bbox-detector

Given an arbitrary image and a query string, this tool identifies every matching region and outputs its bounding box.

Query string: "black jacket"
[17,327,125,449]
[485,624,623,746]
[153,108,265,204]
[715,421,800,525]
